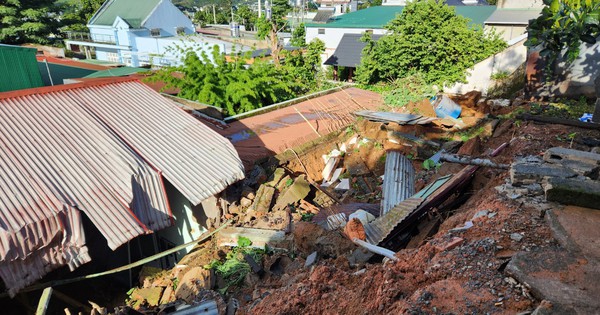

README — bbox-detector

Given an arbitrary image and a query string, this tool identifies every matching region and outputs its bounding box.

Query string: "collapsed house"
[0,79,245,296]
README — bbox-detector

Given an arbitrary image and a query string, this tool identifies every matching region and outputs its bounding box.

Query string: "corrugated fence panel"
[381,151,415,216]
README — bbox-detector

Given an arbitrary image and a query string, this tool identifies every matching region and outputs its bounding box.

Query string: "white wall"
[445,35,528,95]
[143,0,195,37]
[547,39,600,97]
[497,0,544,8]
[306,27,387,60]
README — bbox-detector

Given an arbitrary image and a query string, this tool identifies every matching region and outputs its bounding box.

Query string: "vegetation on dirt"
[146,38,328,116]
[204,237,265,293]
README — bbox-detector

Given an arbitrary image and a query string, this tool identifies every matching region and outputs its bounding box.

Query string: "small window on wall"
[365,29,373,34]
[150,28,161,37]
[176,27,185,35]
[318,28,325,35]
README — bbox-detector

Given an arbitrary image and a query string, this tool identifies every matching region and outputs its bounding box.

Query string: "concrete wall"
[485,25,527,42]
[544,40,600,98]
[445,35,528,95]
[156,181,220,260]
[143,0,195,36]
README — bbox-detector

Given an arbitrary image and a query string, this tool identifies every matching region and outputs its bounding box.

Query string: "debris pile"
[89,90,600,315]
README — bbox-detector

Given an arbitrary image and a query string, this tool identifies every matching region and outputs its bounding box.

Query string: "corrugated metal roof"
[485,8,541,25]
[365,197,424,245]
[69,81,245,205]
[0,79,244,295]
[381,151,415,216]
[0,44,44,92]
[89,0,162,28]
[324,34,383,68]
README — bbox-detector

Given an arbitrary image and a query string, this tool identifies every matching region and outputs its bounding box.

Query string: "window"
[318,28,325,35]
[176,27,185,35]
[106,52,119,63]
[150,28,161,37]
[365,29,373,34]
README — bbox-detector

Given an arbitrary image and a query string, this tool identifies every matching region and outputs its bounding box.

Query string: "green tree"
[356,0,506,86]
[147,44,300,115]
[58,0,105,32]
[525,0,600,75]
[0,0,59,44]
[290,23,306,47]
[257,0,292,64]
[282,38,325,90]
[236,5,258,31]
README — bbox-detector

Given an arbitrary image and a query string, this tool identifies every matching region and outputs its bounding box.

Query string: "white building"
[65,0,244,67]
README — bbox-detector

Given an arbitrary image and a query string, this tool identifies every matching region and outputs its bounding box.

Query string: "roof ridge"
[0,77,140,100]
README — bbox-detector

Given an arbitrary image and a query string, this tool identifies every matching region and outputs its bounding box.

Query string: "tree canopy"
[58,0,105,32]
[0,0,58,44]
[525,0,600,74]
[356,0,506,86]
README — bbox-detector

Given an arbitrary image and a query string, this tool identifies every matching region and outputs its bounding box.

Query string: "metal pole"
[44,59,54,86]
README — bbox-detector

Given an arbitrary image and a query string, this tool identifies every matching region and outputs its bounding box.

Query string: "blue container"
[434,95,461,119]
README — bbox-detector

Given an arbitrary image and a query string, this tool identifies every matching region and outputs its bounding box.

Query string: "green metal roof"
[0,44,44,92]
[89,0,161,28]
[306,5,497,29]
[84,67,147,78]
[37,63,97,86]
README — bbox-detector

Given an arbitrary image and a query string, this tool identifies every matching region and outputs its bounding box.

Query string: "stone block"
[132,287,164,306]
[510,160,577,185]
[251,185,276,213]
[266,168,286,187]
[272,175,310,212]
[544,147,600,166]
[543,177,600,210]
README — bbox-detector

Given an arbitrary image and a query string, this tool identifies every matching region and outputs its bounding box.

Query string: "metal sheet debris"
[355,110,438,125]
[381,151,416,216]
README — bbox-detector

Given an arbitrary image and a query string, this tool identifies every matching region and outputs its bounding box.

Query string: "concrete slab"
[510,160,578,185]
[543,177,600,210]
[506,205,600,314]
[544,147,600,166]
[272,175,310,211]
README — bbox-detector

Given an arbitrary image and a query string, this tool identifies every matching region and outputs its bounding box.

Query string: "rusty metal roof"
[0,79,244,295]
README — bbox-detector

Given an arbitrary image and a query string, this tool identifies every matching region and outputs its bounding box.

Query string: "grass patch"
[529,96,594,120]
[204,237,266,294]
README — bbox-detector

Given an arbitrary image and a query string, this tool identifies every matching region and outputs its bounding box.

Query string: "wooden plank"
[35,287,53,315]
[518,114,600,130]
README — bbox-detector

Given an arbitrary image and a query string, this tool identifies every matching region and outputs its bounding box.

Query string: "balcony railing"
[65,31,117,45]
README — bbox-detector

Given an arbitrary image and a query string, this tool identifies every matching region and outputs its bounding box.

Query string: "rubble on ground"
[101,91,599,315]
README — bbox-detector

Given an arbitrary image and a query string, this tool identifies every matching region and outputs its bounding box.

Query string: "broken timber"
[517,114,600,130]
[440,153,509,169]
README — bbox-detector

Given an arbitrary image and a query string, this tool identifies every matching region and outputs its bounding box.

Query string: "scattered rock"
[131,287,163,307]
[174,267,213,304]
[510,233,524,242]
[304,252,318,268]
[434,237,464,252]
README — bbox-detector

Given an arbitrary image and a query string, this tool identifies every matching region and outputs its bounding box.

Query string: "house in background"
[64,0,243,67]
[324,33,382,81]
[484,0,543,42]
[306,5,497,64]
[0,44,44,92]
[0,79,244,296]
[316,0,358,15]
